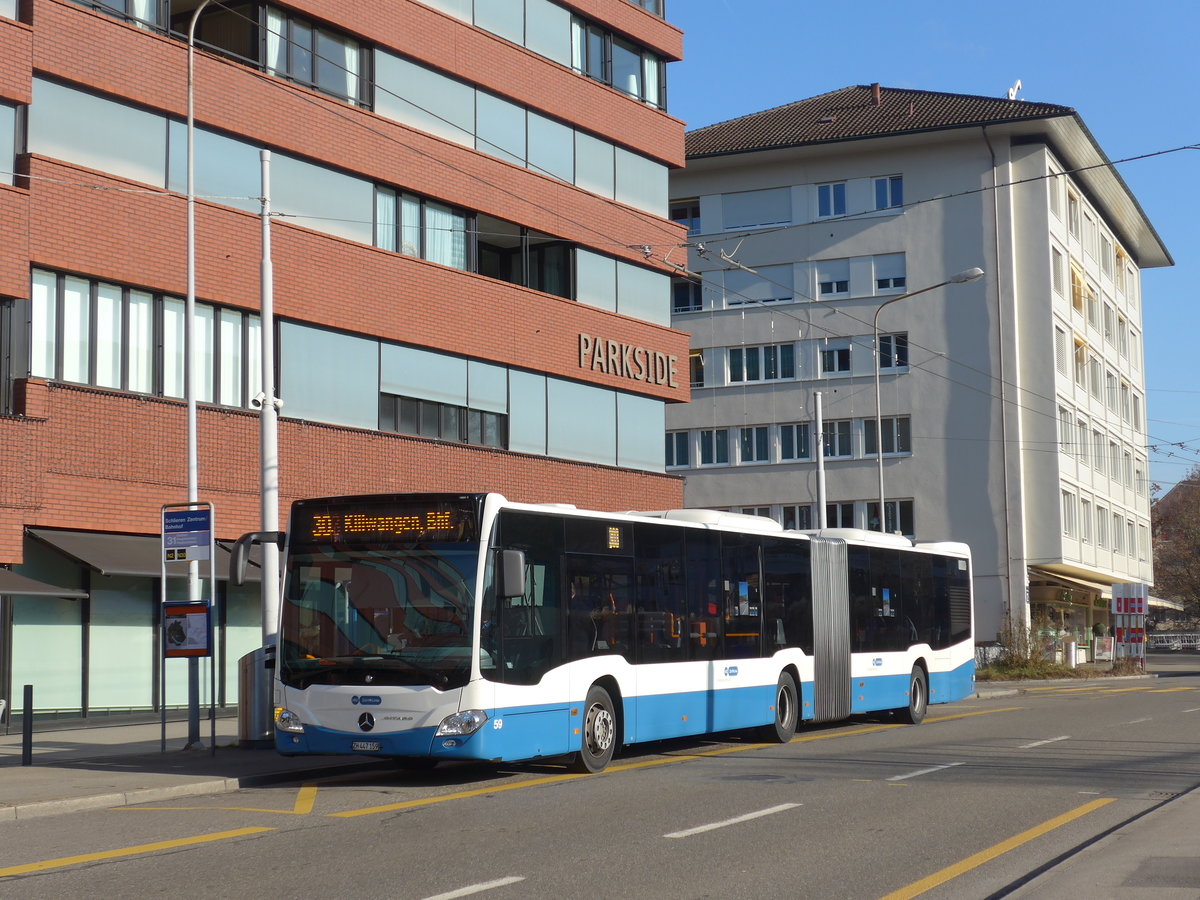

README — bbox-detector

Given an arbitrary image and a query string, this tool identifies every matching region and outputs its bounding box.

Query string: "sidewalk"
[0,716,383,821]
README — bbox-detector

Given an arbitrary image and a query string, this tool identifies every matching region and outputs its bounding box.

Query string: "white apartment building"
[666,85,1170,643]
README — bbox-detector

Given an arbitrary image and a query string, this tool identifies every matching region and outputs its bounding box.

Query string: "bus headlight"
[436,709,488,737]
[274,707,305,734]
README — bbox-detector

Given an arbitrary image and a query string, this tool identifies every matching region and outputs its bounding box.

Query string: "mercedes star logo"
[358,712,375,732]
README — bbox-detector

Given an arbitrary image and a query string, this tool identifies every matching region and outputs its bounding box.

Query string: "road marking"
[886,762,963,782]
[1185,707,1200,713]
[1123,717,1152,725]
[0,827,275,878]
[421,876,525,899]
[664,803,800,839]
[119,783,319,816]
[926,707,1022,723]
[876,798,1114,900]
[1018,735,1070,749]
[1148,687,1195,693]
[330,706,1019,819]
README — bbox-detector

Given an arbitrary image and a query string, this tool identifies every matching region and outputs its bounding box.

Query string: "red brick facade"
[0,0,688,565]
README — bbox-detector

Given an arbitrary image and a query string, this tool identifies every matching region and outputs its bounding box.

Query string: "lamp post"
[873,266,984,532]
[182,0,214,749]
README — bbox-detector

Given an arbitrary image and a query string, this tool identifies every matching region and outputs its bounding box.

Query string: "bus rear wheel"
[571,685,617,773]
[897,666,927,725]
[758,671,799,742]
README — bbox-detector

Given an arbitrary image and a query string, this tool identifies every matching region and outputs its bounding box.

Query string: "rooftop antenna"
[1007,79,1022,101]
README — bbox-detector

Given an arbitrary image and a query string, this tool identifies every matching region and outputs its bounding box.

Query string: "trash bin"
[237,645,276,747]
[1064,639,1077,669]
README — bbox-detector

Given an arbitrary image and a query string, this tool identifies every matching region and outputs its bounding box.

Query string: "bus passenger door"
[809,537,851,722]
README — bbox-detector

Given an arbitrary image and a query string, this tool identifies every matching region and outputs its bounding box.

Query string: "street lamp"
[873,266,984,532]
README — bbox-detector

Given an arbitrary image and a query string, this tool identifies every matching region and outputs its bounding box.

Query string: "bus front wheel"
[897,666,927,725]
[571,685,617,773]
[758,671,799,742]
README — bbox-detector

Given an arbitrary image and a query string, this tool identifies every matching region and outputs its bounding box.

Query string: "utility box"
[237,645,275,747]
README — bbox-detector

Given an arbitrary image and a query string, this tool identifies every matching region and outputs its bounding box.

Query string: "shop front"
[1028,568,1113,665]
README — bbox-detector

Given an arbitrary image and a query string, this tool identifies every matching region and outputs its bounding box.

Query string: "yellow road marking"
[927,707,1022,723]
[118,784,319,816]
[1148,687,1195,693]
[332,706,1017,818]
[876,798,1114,900]
[0,827,275,878]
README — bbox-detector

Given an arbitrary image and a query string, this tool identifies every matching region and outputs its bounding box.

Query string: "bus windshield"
[279,545,479,690]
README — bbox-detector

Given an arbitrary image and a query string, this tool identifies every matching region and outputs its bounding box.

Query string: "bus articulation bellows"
[233,492,974,773]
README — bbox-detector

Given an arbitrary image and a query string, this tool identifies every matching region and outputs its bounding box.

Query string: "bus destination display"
[294,500,478,544]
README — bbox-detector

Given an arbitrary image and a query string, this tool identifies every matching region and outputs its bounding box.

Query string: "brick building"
[0,0,685,718]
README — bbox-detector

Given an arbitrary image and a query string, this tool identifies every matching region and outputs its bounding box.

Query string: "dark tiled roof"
[686,84,1075,158]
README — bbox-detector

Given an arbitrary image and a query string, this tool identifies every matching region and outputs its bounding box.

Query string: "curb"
[0,761,387,822]
[974,672,1157,701]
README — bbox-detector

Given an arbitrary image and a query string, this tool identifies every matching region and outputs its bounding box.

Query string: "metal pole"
[184,0,214,753]
[21,684,32,766]
[815,391,826,529]
[871,269,983,531]
[259,150,280,649]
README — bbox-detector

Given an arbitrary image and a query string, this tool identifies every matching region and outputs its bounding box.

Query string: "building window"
[825,502,854,527]
[1073,340,1086,388]
[74,0,164,28]
[27,268,260,408]
[475,213,573,298]
[1051,247,1064,295]
[374,187,468,270]
[739,426,769,463]
[819,344,851,376]
[700,428,729,465]
[728,343,795,382]
[873,175,903,210]
[867,499,913,536]
[1088,354,1102,400]
[1061,491,1079,537]
[817,259,850,296]
[878,333,908,369]
[571,17,665,108]
[1067,191,1080,237]
[1081,498,1092,543]
[1085,284,1099,328]
[780,422,811,461]
[673,279,702,313]
[180,4,369,106]
[1076,419,1089,465]
[1070,265,1084,313]
[864,416,911,455]
[1054,327,1068,377]
[1096,505,1109,548]
[823,420,852,458]
[1092,430,1105,475]
[665,431,688,468]
[1048,166,1062,218]
[782,505,813,530]
[379,393,507,449]
[670,199,701,235]
[874,253,906,293]
[626,0,664,17]
[688,350,705,387]
[1112,513,1124,554]
[817,182,846,218]
[1059,406,1073,453]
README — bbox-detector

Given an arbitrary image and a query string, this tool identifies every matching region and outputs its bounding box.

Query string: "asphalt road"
[2,661,1198,899]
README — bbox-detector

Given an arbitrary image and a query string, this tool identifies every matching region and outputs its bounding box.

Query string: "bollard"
[21,684,33,766]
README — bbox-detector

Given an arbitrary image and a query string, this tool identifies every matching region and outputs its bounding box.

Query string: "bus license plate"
[351,741,381,752]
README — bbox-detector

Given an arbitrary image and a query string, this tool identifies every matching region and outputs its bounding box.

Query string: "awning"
[0,569,88,598]
[1029,567,1113,600]
[28,529,260,581]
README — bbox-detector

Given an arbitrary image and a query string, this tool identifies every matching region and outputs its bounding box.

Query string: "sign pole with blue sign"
[160,501,217,755]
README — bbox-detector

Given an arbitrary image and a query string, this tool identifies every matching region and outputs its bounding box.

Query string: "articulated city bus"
[237,492,974,773]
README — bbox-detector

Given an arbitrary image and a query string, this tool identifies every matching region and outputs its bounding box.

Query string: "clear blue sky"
[665,0,1199,493]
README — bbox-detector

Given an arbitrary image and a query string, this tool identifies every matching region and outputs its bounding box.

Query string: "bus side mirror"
[230,531,286,586]
[500,549,526,599]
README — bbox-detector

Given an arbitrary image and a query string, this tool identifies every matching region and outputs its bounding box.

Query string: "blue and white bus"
[239,492,974,773]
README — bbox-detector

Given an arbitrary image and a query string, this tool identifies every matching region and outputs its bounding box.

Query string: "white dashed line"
[1019,735,1070,749]
[421,876,526,900]
[886,762,964,782]
[664,803,801,838]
